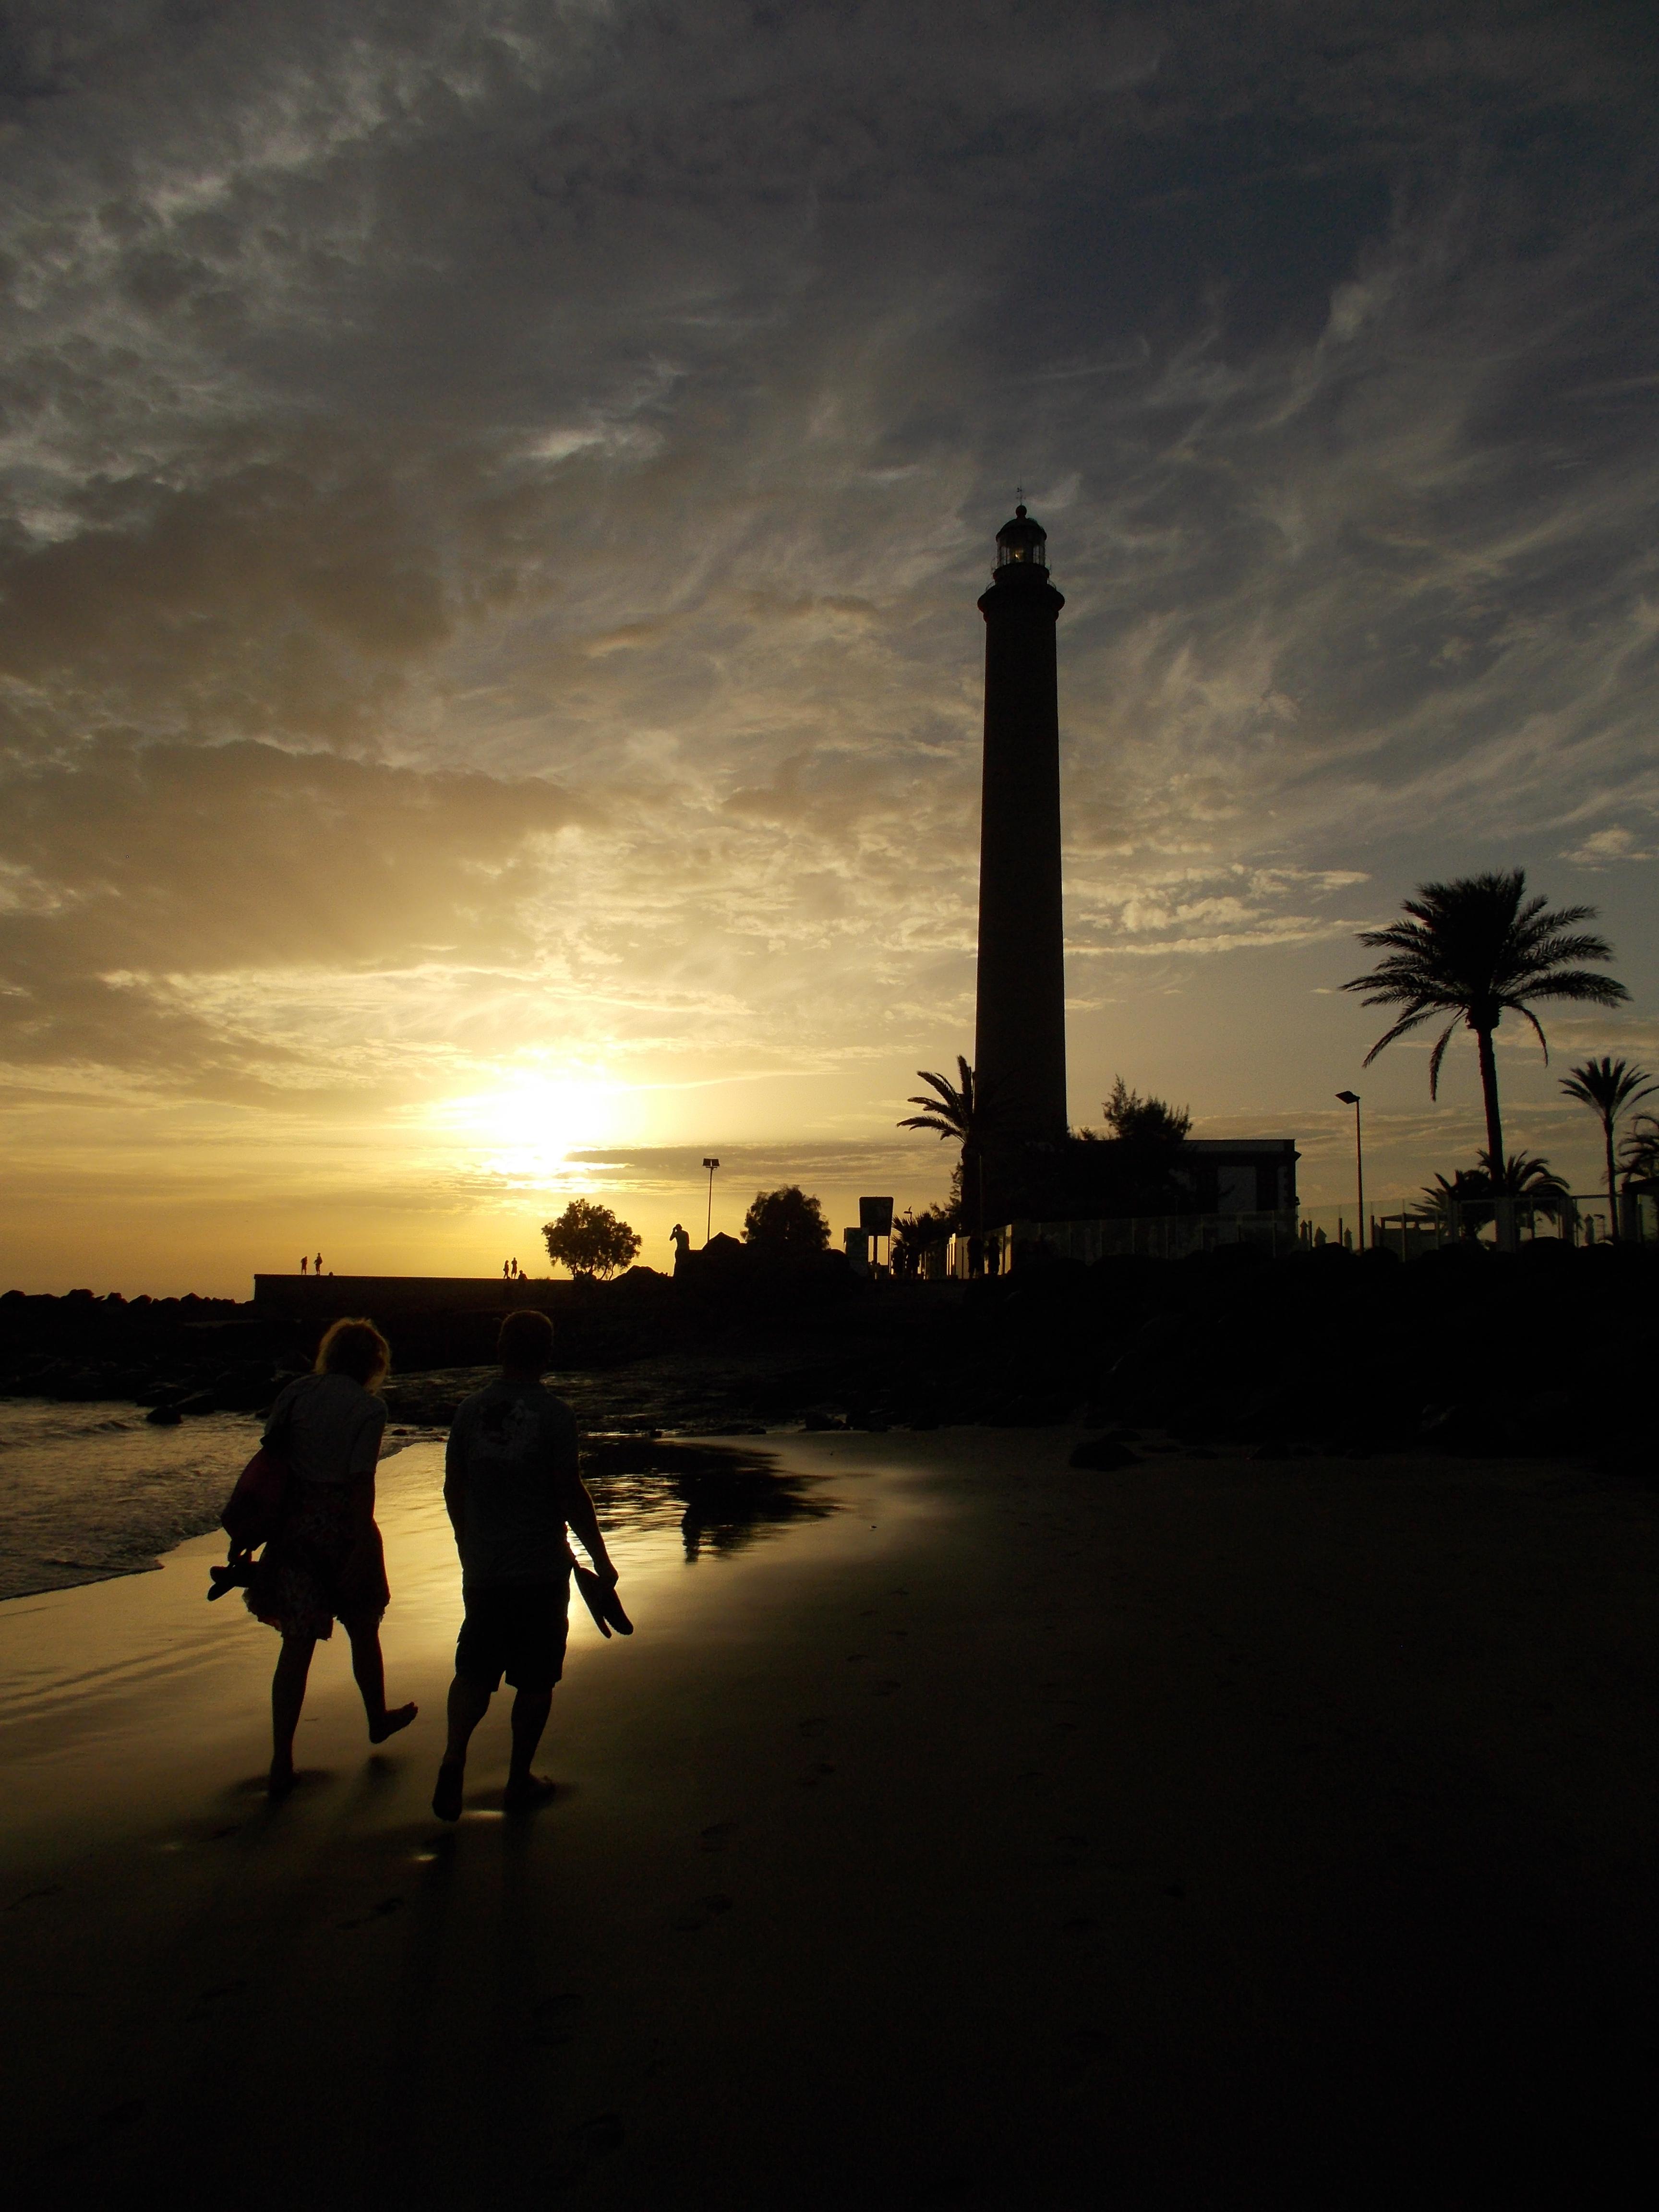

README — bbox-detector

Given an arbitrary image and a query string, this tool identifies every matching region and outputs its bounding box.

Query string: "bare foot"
[504,1774,559,1813]
[369,1702,418,1745]
[432,1759,464,1822]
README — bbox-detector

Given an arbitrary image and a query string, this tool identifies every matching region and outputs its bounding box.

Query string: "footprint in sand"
[800,1762,837,1785]
[797,1716,830,1737]
[872,1679,903,1696]
[697,1821,736,1851]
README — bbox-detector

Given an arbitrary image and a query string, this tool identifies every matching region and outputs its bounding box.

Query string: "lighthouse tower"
[974,504,1068,1146]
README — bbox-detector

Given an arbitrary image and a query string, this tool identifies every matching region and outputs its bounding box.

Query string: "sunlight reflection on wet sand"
[0,1434,900,1860]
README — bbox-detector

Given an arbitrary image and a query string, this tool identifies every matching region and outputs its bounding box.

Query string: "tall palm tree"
[1342,870,1626,1167]
[1560,1057,1656,1236]
[899,1057,1001,1238]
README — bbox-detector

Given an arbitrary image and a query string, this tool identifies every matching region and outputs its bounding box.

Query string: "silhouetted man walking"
[432,1308,619,1818]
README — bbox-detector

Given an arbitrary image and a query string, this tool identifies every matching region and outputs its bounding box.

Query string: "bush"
[541,1201,642,1281]
[742,1186,830,1258]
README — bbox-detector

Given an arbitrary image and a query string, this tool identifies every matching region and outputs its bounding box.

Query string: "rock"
[146,1404,183,1426]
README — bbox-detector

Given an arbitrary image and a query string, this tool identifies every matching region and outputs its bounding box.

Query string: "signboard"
[858,1196,894,1238]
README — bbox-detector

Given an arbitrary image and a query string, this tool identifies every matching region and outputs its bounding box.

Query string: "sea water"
[0,1399,270,1600]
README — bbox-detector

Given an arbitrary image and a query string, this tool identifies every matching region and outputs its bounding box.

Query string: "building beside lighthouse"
[974,505,1069,1146]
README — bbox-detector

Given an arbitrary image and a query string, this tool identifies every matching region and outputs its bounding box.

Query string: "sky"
[2,0,1657,1294]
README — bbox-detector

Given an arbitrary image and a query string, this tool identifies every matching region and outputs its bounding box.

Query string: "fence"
[975,1212,1300,1270]
[1308,1190,1657,1256]
[925,1192,1659,1274]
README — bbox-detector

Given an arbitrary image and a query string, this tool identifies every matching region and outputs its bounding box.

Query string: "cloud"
[0,0,1656,1273]
[1561,825,1658,866]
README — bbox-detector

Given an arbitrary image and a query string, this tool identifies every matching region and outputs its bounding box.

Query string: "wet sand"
[3,1433,1657,2206]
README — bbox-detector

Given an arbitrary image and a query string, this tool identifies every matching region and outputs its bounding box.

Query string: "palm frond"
[1425,1013,1463,1098]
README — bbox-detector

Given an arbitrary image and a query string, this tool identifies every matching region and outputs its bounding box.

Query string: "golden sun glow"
[431,1072,634,1181]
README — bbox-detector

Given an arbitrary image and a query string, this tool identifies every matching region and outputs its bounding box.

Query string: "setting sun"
[431,1072,632,1181]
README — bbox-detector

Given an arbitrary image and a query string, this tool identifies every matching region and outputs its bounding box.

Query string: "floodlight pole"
[702,1157,720,1246]
[1336,1092,1364,1251]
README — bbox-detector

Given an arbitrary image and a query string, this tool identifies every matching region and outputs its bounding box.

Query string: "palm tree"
[1420,1152,1569,1240]
[1620,1112,1659,1190]
[1419,1169,1491,1238]
[1560,1057,1656,1236]
[1342,870,1627,1167]
[899,1057,1002,1239]
[1478,1149,1571,1221]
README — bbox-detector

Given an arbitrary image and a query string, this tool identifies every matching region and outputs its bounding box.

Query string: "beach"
[3,1430,1658,2206]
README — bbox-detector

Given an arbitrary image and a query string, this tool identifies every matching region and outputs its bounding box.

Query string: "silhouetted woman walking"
[248,1317,416,1794]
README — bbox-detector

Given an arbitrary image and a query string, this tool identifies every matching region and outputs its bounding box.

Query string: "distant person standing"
[248,1317,417,1796]
[670,1224,691,1271]
[300,1255,308,1276]
[432,1309,618,1820]
[315,1252,323,1276]
[503,1260,510,1279]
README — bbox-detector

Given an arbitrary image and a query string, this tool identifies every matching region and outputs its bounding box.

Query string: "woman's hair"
[314,1316,391,1391]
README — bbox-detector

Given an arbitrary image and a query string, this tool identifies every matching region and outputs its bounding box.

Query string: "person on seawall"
[315,1251,323,1275]
[432,1308,620,1820]
[300,1256,308,1275]
[246,1317,417,1796]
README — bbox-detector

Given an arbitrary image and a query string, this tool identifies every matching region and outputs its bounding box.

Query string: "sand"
[3,1431,1657,2207]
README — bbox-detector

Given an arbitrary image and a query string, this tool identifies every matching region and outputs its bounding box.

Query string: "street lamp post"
[701,1158,720,1246]
[1335,1092,1364,1252]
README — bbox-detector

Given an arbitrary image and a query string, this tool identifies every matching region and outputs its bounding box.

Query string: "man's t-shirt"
[445,1380,580,1588]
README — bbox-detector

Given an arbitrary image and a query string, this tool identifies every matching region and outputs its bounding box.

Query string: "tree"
[1560,1057,1656,1236]
[898,1056,1005,1238]
[1479,1149,1571,1218]
[1343,870,1626,1168]
[541,1200,641,1281]
[1419,1169,1492,1239]
[1620,1112,1659,1191]
[1419,1152,1569,1239]
[742,1186,830,1258]
[1098,1077,1191,1147]
[890,1203,958,1279]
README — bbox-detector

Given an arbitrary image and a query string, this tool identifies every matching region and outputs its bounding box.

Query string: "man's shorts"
[455,1577,570,1693]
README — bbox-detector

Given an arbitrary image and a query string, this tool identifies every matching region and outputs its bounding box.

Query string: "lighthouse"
[974,504,1068,1147]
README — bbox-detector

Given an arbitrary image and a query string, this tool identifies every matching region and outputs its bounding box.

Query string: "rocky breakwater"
[0,1289,295,1423]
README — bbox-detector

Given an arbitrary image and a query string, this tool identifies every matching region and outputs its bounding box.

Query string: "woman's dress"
[245,1371,391,1639]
